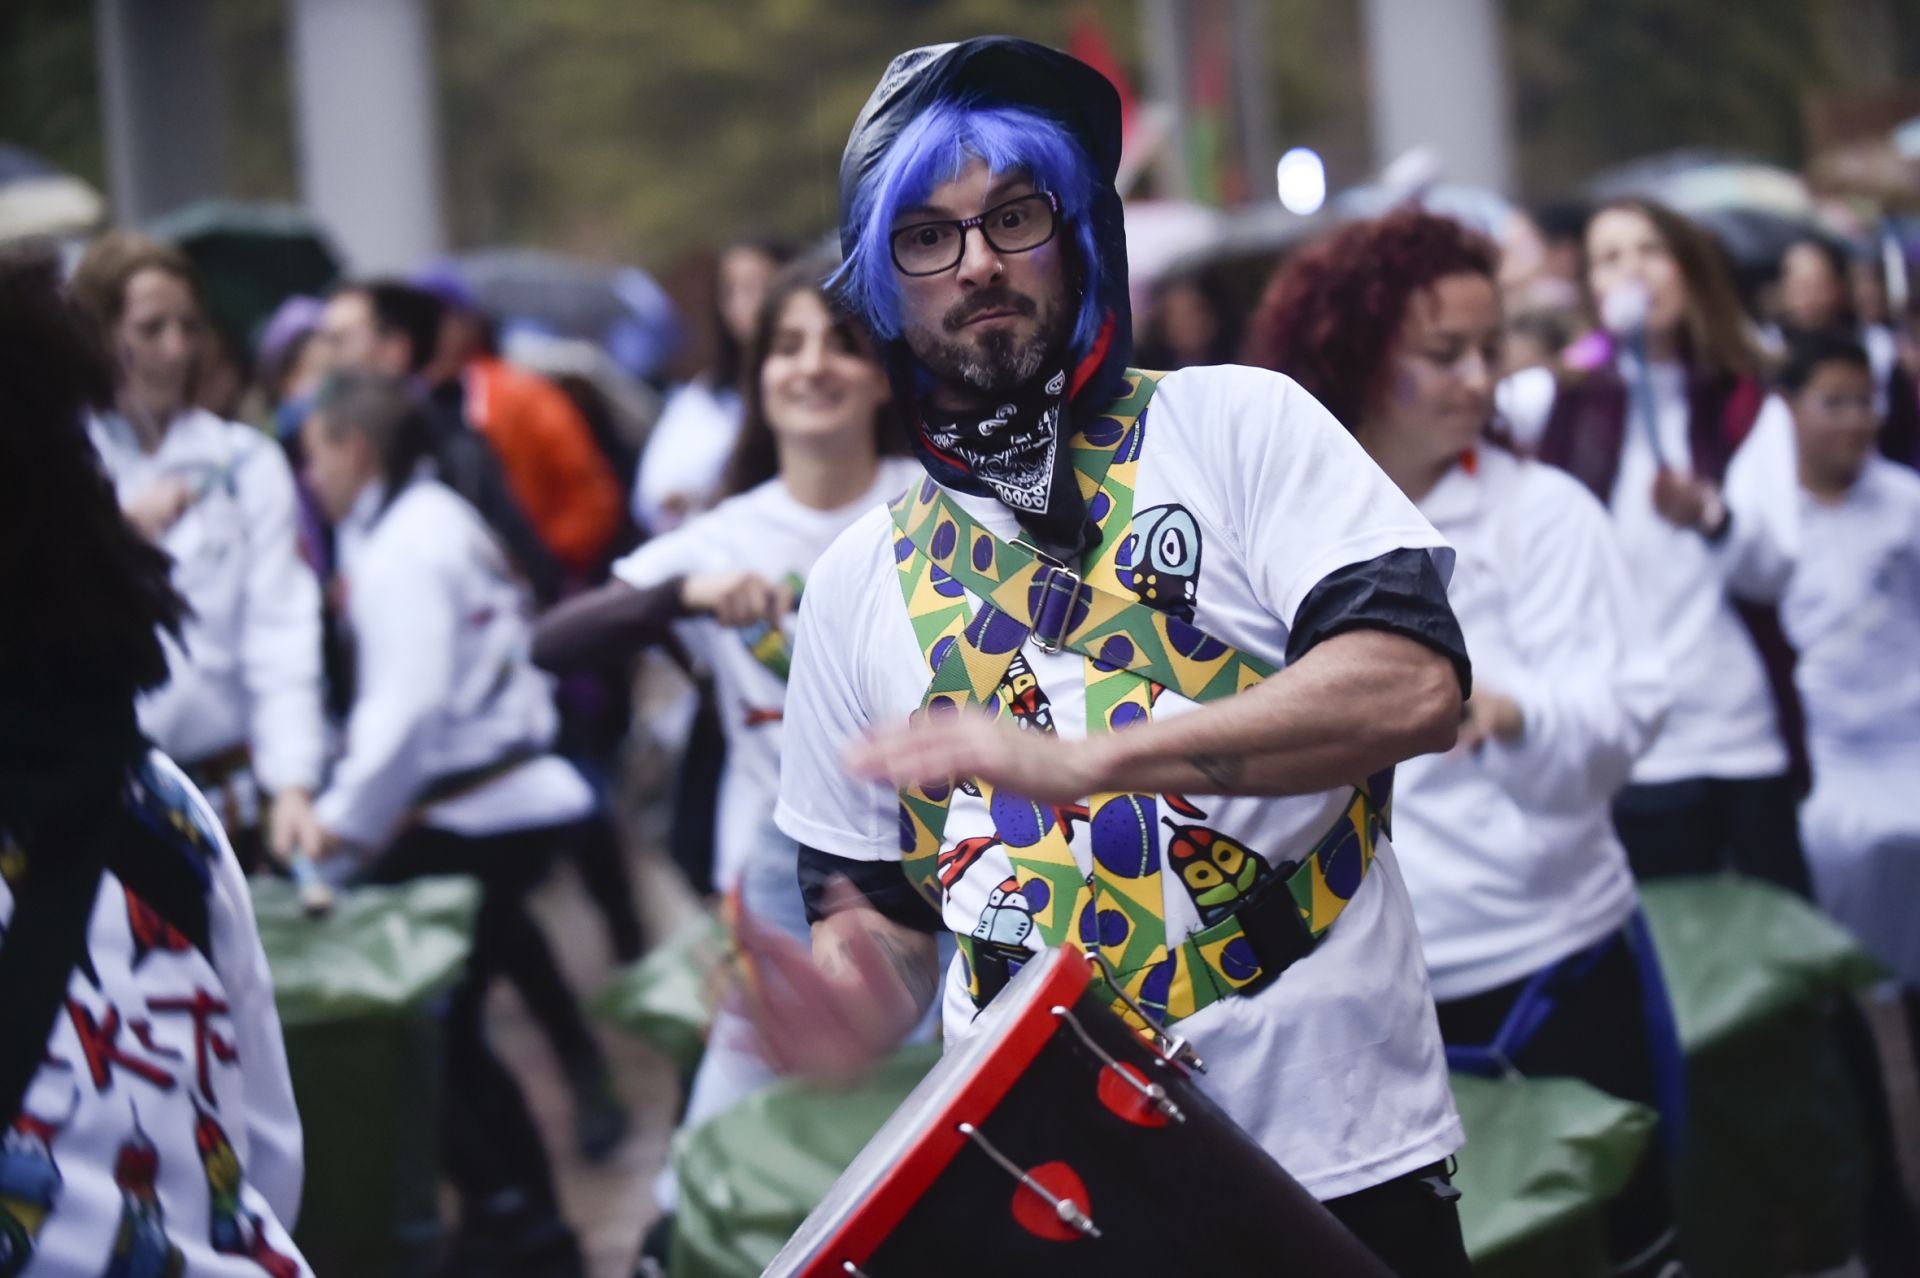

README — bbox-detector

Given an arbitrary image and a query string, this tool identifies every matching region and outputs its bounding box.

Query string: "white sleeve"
[610,517,716,591]
[1194,369,1452,625]
[178,759,306,1225]
[773,529,899,861]
[1477,469,1672,812]
[233,437,326,794]
[1716,394,1799,601]
[314,548,457,849]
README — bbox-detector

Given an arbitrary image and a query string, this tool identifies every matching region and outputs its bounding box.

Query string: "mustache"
[943,289,1037,333]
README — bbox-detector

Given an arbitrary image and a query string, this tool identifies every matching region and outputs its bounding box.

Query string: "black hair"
[340,279,446,375]
[310,371,438,518]
[1778,234,1858,330]
[0,247,186,816]
[717,254,907,499]
[1777,331,1871,395]
[1532,200,1590,245]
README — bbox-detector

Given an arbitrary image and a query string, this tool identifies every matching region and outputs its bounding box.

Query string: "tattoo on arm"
[866,925,940,1010]
[1187,751,1245,791]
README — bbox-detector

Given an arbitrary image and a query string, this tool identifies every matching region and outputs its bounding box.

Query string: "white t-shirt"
[1394,448,1668,1001]
[1499,364,1798,783]
[316,476,591,851]
[1,753,309,1276]
[89,410,325,797]
[1785,459,1920,983]
[776,365,1463,1200]
[630,381,743,535]
[614,459,924,893]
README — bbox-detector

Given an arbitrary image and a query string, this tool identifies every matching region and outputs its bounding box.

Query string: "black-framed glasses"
[890,192,1062,277]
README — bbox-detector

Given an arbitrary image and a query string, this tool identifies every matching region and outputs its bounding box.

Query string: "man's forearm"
[1079,629,1461,796]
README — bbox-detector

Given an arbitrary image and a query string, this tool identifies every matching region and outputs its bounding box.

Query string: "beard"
[903,283,1074,398]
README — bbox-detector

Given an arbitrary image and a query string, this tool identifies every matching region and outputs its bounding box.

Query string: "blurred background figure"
[1247,209,1683,1278]
[1134,268,1236,368]
[1769,233,1919,463]
[71,230,326,875]
[631,237,791,538]
[1780,331,1920,1026]
[1502,198,1809,894]
[299,371,615,1277]
[535,257,919,1268]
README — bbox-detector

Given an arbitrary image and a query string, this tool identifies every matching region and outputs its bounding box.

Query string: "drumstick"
[288,851,335,917]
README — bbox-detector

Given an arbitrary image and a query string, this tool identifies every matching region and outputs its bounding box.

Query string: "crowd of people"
[4,30,1920,1278]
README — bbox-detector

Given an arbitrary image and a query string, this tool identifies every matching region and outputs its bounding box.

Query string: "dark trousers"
[1323,1160,1473,1278]
[1612,772,1811,896]
[1437,931,1683,1275]
[367,822,598,1217]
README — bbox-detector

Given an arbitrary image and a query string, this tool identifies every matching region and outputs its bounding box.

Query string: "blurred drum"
[764,945,1394,1277]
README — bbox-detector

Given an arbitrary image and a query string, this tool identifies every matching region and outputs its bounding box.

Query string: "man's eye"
[997,208,1028,230]
[914,226,947,248]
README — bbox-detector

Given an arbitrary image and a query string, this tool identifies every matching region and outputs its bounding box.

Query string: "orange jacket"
[464,355,623,572]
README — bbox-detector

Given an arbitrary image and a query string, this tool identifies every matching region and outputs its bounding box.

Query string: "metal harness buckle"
[1028,562,1087,655]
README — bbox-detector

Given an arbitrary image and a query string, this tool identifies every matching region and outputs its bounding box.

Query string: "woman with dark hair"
[1497,197,1809,892]
[630,237,793,535]
[532,258,917,1234]
[1771,234,1918,466]
[0,247,311,1276]
[1246,209,1682,1277]
[72,231,326,872]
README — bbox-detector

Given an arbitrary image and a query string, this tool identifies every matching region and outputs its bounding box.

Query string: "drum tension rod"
[1050,1005,1186,1123]
[1082,948,1207,1073]
[956,1121,1103,1240]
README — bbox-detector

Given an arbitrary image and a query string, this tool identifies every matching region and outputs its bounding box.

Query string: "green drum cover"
[591,914,728,1074]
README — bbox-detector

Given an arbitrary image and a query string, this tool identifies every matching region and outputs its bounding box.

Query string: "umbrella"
[446,248,681,382]
[1586,149,1816,220]
[0,143,104,243]
[146,200,343,351]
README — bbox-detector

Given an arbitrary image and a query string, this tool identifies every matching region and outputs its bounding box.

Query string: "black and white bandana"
[917,367,1094,556]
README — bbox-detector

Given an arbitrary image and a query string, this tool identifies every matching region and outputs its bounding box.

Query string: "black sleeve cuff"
[1285,547,1472,699]
[798,845,947,933]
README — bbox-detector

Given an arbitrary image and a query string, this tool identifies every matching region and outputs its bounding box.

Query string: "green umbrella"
[146,199,342,352]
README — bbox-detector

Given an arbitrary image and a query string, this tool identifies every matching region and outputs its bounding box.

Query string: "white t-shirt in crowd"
[1394,447,1669,1001]
[614,458,924,896]
[89,410,325,798]
[631,381,744,535]
[2,754,309,1276]
[1499,363,1798,783]
[1784,458,1920,984]
[316,475,592,852]
[777,365,1463,1200]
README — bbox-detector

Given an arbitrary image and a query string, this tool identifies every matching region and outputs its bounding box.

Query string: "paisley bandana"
[915,366,1093,556]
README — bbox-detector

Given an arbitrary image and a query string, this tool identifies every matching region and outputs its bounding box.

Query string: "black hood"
[838,36,1134,385]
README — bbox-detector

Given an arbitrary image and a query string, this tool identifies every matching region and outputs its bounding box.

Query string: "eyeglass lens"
[892,194,1056,275]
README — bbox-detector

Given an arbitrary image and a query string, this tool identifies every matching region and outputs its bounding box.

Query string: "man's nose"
[953,225,1004,288]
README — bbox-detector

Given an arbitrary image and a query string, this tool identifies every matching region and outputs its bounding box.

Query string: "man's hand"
[681,571,795,629]
[1651,468,1727,535]
[266,787,322,867]
[125,476,194,541]
[844,709,1102,806]
[1456,688,1525,752]
[734,880,937,1083]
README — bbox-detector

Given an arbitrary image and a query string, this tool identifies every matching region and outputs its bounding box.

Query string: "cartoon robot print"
[102,1116,185,1278]
[193,1104,299,1277]
[972,876,1040,947]
[1118,504,1203,620]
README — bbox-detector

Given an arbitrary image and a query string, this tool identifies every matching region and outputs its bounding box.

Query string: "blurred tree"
[0,0,104,184]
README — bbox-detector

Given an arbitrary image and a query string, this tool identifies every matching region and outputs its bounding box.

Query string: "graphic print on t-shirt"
[0,1086,73,1278]
[104,1112,185,1278]
[1118,502,1203,620]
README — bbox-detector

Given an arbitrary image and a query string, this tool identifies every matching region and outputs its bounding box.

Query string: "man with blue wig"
[759,37,1475,1273]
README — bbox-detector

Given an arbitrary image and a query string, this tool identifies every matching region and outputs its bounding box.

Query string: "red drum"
[764,945,1394,1277]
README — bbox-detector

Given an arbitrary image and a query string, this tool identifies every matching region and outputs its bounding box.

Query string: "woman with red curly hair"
[1247,209,1685,1278]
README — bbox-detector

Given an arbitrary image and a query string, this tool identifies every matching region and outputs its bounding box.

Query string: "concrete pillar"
[96,0,227,224]
[288,0,445,273]
[1360,0,1516,193]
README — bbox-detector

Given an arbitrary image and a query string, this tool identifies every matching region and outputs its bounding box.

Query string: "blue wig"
[836,99,1108,354]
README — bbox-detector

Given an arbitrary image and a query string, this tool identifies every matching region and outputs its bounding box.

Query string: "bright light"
[1276,147,1326,215]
